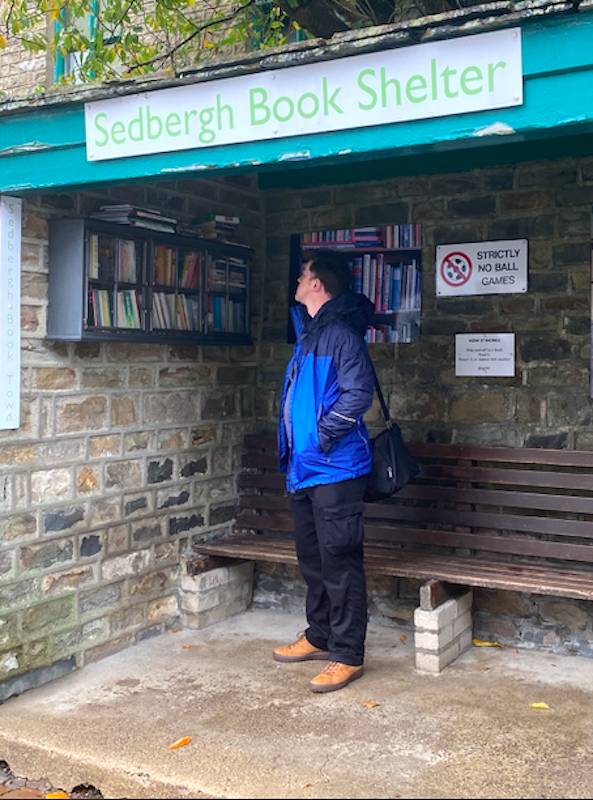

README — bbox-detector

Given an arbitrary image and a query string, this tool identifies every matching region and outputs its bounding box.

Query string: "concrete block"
[181,589,252,631]
[416,636,461,674]
[459,628,473,654]
[180,578,251,614]
[181,561,253,593]
[453,610,473,638]
[414,621,454,652]
[456,590,473,615]
[414,597,460,631]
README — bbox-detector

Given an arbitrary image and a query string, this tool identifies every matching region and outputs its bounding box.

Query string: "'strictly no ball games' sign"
[436,239,528,297]
[0,196,21,430]
[85,28,522,162]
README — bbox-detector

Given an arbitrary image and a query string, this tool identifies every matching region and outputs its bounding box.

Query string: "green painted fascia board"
[1,13,593,193]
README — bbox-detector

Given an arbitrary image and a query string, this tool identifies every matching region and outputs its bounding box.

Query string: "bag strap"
[369,360,392,430]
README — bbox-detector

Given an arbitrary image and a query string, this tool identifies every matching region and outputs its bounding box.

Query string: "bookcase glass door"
[291,224,422,344]
[205,254,249,335]
[86,232,144,331]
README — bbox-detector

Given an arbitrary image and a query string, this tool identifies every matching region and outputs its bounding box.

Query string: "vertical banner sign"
[0,196,21,430]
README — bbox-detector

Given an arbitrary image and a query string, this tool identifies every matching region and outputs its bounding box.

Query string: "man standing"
[274,252,375,693]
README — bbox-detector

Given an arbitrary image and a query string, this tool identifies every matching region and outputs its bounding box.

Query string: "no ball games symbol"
[440,251,472,287]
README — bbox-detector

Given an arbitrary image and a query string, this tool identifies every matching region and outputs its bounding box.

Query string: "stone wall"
[0,174,265,700]
[260,157,591,446]
[256,155,593,655]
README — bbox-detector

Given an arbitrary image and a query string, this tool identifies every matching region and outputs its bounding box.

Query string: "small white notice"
[0,196,21,430]
[456,333,515,377]
[436,239,528,296]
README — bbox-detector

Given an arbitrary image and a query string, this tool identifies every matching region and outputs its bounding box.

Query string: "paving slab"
[1,608,593,799]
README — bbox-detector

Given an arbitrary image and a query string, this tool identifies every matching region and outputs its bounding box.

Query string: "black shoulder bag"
[364,365,420,502]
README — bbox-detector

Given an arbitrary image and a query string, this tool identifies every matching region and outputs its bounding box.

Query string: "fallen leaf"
[45,793,70,799]
[399,634,407,643]
[479,666,490,672]
[530,702,550,710]
[180,644,193,650]
[362,699,380,709]
[472,638,502,648]
[168,736,192,750]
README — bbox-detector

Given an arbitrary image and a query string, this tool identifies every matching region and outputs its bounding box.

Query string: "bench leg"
[414,587,473,673]
[180,560,254,630]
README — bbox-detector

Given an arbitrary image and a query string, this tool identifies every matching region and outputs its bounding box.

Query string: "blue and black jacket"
[278,291,375,492]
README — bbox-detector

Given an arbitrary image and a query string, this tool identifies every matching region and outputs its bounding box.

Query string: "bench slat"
[242,434,593,467]
[238,497,593,541]
[235,510,593,564]
[195,536,593,600]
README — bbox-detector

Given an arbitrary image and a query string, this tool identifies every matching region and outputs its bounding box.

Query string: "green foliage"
[0,0,308,84]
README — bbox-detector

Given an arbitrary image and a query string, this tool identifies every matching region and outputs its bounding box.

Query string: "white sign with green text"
[0,196,21,430]
[85,28,522,162]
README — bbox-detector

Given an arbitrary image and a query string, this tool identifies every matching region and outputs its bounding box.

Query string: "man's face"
[295,260,319,305]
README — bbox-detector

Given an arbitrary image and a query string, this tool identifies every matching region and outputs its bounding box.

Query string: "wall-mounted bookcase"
[48,219,251,344]
[289,225,422,344]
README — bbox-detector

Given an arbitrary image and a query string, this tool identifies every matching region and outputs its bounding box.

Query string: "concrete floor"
[1,608,593,799]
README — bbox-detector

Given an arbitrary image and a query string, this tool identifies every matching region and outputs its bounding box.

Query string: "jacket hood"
[292,291,375,338]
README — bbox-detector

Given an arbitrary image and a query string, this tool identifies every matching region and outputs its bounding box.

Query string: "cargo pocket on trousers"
[321,501,365,555]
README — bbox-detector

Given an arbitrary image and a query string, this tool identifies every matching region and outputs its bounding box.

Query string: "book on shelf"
[191,213,240,242]
[351,255,420,313]
[179,251,201,289]
[152,292,200,331]
[88,288,113,327]
[116,290,141,329]
[117,239,138,283]
[302,224,421,249]
[91,205,177,233]
[154,245,176,286]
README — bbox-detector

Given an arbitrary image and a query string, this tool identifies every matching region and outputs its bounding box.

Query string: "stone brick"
[84,634,135,665]
[0,550,14,578]
[110,604,146,634]
[20,539,74,572]
[519,164,576,187]
[124,494,150,517]
[448,392,509,424]
[123,431,153,452]
[101,550,151,581]
[80,534,103,558]
[354,202,408,226]
[157,488,191,509]
[22,596,75,632]
[0,444,38,468]
[107,524,129,554]
[77,466,101,495]
[88,434,121,458]
[148,595,178,622]
[80,583,123,616]
[0,615,19,650]
[81,368,126,389]
[144,392,199,424]
[169,513,205,536]
[448,196,495,217]
[88,497,121,527]
[202,391,236,419]
[111,395,138,427]
[129,367,156,387]
[33,368,76,390]
[179,456,208,478]
[31,468,72,505]
[539,599,590,630]
[129,569,173,597]
[0,578,40,611]
[56,396,108,434]
[43,506,85,533]
[42,567,94,595]
[154,541,178,564]
[209,504,237,525]
[158,429,190,451]
[147,457,174,484]
[105,460,143,490]
[158,366,212,386]
[0,513,37,543]
[131,519,164,544]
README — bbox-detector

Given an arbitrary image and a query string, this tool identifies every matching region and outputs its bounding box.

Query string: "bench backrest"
[238,433,593,570]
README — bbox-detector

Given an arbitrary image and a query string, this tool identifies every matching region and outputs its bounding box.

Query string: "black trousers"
[290,476,368,666]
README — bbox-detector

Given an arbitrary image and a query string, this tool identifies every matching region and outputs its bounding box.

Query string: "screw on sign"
[440,251,472,288]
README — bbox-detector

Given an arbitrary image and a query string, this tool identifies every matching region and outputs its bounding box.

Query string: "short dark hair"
[302,251,352,298]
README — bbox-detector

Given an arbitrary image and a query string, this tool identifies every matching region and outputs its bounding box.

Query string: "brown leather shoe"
[273,633,329,663]
[309,661,364,693]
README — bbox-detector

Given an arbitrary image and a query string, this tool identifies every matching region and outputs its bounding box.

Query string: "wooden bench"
[193,432,593,669]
